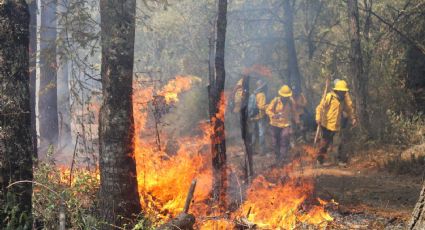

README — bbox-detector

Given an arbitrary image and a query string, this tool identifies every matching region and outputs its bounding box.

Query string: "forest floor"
[227,142,423,230]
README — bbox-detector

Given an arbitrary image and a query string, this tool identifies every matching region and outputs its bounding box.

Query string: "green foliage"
[384,111,425,146]
[33,161,101,229]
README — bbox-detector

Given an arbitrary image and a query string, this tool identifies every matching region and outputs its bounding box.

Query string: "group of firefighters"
[231,77,357,166]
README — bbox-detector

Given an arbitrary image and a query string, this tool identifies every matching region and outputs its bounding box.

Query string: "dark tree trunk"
[408,183,425,229]
[209,0,228,211]
[0,1,34,228]
[29,0,37,160]
[98,0,141,228]
[283,0,302,95]
[39,0,59,155]
[347,0,369,131]
[240,75,253,183]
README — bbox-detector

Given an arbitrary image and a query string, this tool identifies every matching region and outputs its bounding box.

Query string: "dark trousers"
[251,118,266,154]
[318,126,336,156]
[272,126,291,164]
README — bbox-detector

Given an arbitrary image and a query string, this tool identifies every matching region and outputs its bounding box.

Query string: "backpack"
[247,93,259,118]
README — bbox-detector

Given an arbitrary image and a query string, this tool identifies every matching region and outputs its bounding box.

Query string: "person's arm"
[256,93,266,111]
[266,98,277,118]
[344,93,357,125]
[316,93,330,124]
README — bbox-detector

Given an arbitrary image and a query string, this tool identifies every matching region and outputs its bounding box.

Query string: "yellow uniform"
[266,97,298,128]
[252,92,266,120]
[316,91,355,131]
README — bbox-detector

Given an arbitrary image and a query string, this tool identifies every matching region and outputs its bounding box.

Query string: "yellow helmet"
[278,85,292,97]
[333,80,349,91]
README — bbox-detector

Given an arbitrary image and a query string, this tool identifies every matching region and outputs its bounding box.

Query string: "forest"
[0,0,424,229]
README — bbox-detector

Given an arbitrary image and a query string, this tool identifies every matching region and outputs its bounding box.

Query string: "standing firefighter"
[266,85,299,165]
[231,78,244,113]
[248,79,268,154]
[315,80,357,165]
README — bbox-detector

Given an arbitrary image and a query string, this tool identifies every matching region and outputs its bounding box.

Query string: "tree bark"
[57,0,72,152]
[0,1,34,228]
[98,0,141,228]
[209,0,228,211]
[29,0,37,160]
[283,0,302,95]
[39,0,59,154]
[408,183,425,229]
[347,0,369,131]
[240,75,253,183]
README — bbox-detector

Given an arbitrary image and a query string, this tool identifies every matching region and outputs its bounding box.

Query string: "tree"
[98,0,141,227]
[0,1,34,228]
[39,0,59,154]
[209,0,228,210]
[283,0,302,95]
[408,182,425,229]
[29,0,37,160]
[347,0,368,131]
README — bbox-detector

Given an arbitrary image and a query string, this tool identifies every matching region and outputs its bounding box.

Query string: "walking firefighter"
[315,79,357,165]
[248,79,268,155]
[266,85,299,165]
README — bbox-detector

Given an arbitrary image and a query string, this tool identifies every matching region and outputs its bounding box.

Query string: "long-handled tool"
[314,73,331,147]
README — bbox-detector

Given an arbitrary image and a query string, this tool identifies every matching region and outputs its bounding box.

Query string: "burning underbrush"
[132,75,334,229]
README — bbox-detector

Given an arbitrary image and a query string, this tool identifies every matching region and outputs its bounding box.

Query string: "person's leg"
[317,126,335,164]
[257,118,266,154]
[273,126,282,160]
[279,127,291,165]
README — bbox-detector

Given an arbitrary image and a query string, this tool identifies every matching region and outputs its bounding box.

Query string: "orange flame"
[133,75,212,221]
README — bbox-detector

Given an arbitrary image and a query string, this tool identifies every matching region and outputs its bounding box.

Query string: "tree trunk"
[283,0,302,95]
[347,0,369,131]
[98,0,141,228]
[408,183,425,229]
[209,0,228,211]
[0,1,34,228]
[57,0,72,152]
[240,75,253,183]
[29,0,37,160]
[39,0,59,155]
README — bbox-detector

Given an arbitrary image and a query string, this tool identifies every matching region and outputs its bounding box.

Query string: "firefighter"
[315,79,357,165]
[231,79,244,113]
[249,79,268,154]
[266,85,299,164]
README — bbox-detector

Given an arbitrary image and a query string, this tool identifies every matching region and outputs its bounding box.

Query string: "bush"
[384,110,425,146]
[33,161,101,229]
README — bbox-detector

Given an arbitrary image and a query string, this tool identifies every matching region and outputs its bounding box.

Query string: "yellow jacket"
[316,91,355,131]
[266,97,298,128]
[252,92,267,120]
[233,87,243,113]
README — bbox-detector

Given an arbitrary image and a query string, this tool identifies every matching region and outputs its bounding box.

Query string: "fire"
[133,75,212,221]
[233,162,333,230]
[158,75,201,103]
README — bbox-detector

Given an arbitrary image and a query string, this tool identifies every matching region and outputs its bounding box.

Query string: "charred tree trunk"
[39,0,58,155]
[98,0,141,228]
[29,0,37,160]
[408,183,425,229]
[283,0,302,95]
[347,0,369,131]
[240,75,253,183]
[209,0,228,211]
[0,1,34,228]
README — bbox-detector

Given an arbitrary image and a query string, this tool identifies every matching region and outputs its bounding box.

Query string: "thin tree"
[0,0,34,228]
[39,0,59,154]
[347,0,368,131]
[209,0,228,210]
[29,0,37,160]
[408,183,425,229]
[98,0,141,227]
[283,0,302,95]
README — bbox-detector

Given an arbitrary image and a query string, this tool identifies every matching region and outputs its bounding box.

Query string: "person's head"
[333,80,349,98]
[278,85,292,101]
